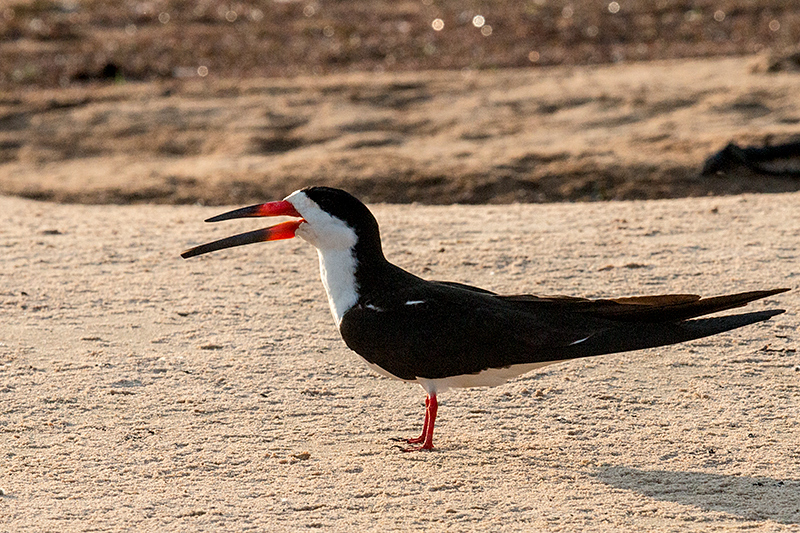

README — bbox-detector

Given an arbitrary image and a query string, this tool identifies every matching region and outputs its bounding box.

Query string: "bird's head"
[181,187,383,259]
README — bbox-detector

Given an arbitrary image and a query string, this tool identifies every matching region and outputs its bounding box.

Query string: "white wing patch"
[569,335,592,346]
[404,300,426,306]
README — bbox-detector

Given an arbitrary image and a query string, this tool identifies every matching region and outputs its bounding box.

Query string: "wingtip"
[764,288,791,296]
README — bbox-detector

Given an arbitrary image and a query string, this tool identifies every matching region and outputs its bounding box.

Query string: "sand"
[3,5,800,529]
[1,191,797,531]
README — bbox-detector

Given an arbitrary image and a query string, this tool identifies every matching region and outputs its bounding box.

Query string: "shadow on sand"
[593,466,800,524]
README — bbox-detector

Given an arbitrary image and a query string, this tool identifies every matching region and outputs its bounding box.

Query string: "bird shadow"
[591,465,800,524]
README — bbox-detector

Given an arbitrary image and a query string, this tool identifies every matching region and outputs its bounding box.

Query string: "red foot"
[394,393,438,452]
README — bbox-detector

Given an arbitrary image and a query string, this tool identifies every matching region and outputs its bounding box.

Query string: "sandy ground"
[3,56,800,205]
[1,191,797,531]
[4,4,799,530]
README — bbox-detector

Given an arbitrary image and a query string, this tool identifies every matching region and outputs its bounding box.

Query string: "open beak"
[181,200,303,259]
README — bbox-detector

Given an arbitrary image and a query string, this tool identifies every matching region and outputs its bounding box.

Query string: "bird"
[182,186,789,451]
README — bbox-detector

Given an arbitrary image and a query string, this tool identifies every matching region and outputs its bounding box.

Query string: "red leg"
[402,393,438,451]
[406,396,430,444]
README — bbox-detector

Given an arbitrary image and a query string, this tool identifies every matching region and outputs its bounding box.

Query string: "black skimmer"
[182,187,789,451]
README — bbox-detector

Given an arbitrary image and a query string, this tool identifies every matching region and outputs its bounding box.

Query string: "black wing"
[339,280,787,381]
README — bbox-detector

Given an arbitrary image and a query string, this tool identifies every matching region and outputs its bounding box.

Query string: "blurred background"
[3,0,800,86]
[1,0,800,203]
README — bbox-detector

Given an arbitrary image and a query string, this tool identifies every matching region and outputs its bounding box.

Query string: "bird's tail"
[554,309,785,360]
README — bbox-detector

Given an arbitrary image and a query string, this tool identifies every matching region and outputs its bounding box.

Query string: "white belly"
[358,357,562,395]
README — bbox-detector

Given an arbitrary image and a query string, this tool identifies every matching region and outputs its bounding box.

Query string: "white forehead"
[284,189,316,215]
[284,190,357,250]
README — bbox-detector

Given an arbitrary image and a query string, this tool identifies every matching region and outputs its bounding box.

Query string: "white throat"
[316,248,359,326]
[284,190,361,327]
